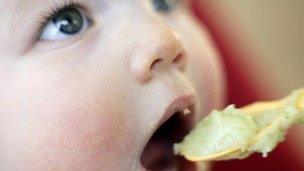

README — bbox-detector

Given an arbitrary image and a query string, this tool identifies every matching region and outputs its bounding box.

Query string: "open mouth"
[140,105,196,171]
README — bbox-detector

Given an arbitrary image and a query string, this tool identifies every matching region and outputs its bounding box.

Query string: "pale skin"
[0,0,225,170]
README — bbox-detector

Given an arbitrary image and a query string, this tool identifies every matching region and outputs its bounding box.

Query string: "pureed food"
[174,88,304,161]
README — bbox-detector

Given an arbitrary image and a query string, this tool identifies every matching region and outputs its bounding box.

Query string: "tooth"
[183,108,191,115]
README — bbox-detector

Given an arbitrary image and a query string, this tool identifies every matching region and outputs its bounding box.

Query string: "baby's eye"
[39,7,91,41]
[152,0,179,13]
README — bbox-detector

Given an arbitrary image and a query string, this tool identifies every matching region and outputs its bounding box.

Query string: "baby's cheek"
[0,57,142,169]
[177,15,226,118]
[1,101,133,170]
[188,48,225,116]
[0,86,134,170]
[47,99,137,167]
[46,107,141,170]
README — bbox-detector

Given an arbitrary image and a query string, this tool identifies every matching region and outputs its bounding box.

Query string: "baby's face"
[0,0,225,170]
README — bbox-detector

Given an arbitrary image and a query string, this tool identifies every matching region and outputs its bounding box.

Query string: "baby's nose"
[130,24,187,83]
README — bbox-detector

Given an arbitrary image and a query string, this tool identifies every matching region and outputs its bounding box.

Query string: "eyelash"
[35,0,86,40]
[34,0,181,41]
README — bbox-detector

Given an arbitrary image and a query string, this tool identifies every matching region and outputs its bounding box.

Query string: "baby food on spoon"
[174,88,304,161]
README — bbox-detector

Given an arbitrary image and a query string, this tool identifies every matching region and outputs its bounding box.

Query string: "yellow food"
[174,88,304,161]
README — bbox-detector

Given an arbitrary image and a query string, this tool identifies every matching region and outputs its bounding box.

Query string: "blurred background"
[220,0,304,96]
[193,0,304,170]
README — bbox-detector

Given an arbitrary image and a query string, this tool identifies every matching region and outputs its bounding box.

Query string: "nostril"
[150,53,185,71]
[173,53,187,71]
[173,53,183,64]
[150,58,163,70]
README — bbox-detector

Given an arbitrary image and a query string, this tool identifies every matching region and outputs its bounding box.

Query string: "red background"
[192,1,303,171]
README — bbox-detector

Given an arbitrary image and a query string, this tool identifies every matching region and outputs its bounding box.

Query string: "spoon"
[174,88,304,161]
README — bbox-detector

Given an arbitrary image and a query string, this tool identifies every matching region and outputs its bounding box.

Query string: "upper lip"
[157,93,196,132]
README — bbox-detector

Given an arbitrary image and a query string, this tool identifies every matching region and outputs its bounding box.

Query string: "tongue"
[140,112,195,170]
[141,139,177,170]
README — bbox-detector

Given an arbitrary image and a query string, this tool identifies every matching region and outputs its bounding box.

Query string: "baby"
[0,0,225,170]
